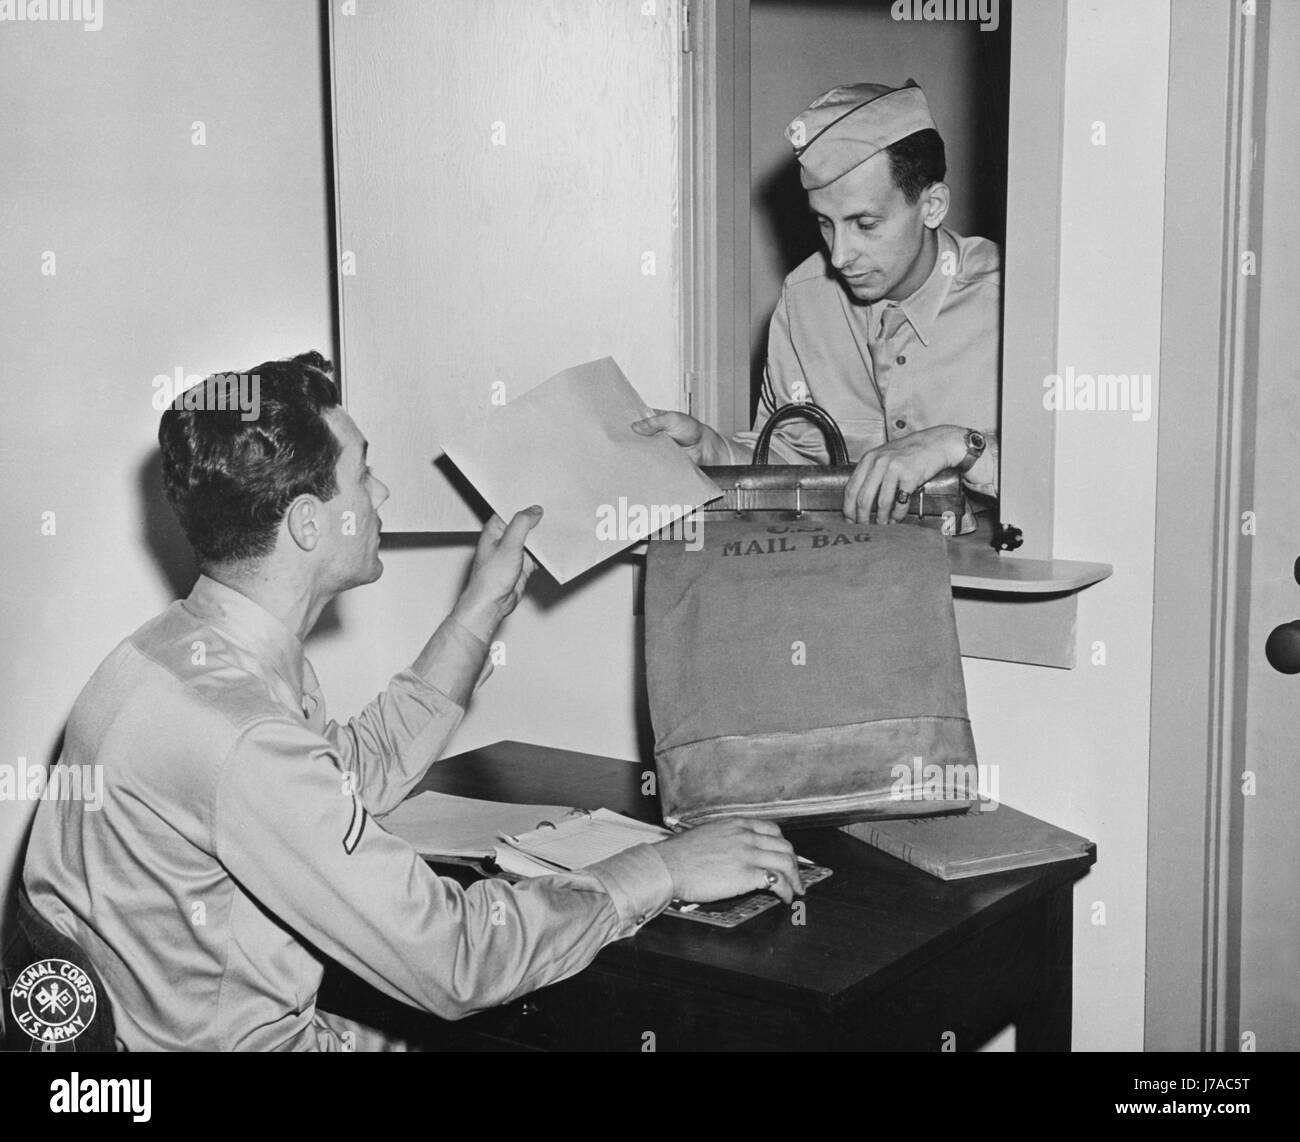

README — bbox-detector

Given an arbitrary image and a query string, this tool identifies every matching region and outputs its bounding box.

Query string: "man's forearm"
[412,614,493,707]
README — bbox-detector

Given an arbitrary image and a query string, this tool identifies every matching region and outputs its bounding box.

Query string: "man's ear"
[285,495,322,553]
[921,181,950,230]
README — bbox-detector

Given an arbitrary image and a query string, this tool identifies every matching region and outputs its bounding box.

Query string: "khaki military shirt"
[24,576,672,1050]
[727,227,1001,499]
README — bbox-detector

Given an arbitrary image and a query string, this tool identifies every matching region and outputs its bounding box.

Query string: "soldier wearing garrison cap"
[635,80,1001,525]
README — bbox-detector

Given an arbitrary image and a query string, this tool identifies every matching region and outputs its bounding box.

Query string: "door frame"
[682,0,751,439]
[1146,0,1266,1052]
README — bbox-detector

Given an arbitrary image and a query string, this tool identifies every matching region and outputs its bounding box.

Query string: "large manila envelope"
[441,358,721,584]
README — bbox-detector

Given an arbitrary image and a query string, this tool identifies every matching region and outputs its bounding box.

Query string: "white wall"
[0,0,334,929]
[331,0,684,533]
[962,0,1169,1050]
[309,546,646,763]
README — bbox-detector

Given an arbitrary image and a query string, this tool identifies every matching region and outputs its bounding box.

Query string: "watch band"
[954,429,986,475]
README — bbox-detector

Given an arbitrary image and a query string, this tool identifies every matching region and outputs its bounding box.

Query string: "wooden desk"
[322,741,1096,1052]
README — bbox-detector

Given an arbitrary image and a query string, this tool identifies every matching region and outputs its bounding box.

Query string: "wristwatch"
[954,429,987,475]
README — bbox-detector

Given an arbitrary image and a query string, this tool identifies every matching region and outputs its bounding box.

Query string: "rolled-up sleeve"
[214,719,674,1021]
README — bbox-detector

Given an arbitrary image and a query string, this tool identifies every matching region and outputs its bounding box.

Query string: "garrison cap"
[785,80,935,190]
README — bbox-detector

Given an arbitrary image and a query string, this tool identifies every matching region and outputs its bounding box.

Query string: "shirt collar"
[182,575,306,703]
[867,227,956,347]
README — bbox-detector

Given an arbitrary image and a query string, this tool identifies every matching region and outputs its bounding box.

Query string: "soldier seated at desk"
[21,351,801,1051]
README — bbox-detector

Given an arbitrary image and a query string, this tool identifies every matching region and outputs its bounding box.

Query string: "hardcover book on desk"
[840,803,1094,880]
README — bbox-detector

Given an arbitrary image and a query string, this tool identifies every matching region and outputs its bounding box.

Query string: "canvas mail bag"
[645,519,977,828]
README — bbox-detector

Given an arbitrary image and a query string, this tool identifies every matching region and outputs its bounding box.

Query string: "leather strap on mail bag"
[645,519,977,828]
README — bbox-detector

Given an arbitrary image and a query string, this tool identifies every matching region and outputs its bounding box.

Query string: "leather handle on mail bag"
[753,403,850,467]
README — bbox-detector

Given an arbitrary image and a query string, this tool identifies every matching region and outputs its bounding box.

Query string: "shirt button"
[895,419,907,430]
[895,355,906,365]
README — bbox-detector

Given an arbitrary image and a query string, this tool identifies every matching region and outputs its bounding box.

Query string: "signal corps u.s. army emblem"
[9,958,98,1045]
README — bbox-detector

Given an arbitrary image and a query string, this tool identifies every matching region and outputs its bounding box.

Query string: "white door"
[330,0,685,531]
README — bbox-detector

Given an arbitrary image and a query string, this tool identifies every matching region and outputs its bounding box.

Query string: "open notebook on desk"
[379,791,831,928]
[495,809,671,877]
[376,791,666,864]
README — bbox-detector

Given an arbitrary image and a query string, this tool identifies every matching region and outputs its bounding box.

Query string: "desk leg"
[1015,885,1073,1051]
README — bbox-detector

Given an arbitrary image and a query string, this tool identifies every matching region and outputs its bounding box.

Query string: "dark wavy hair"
[885,128,947,204]
[159,350,341,569]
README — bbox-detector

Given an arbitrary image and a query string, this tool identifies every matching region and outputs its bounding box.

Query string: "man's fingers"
[770,846,804,901]
[474,508,538,567]
[748,832,797,859]
[735,820,801,902]
[845,467,872,524]
[498,505,543,555]
[857,465,886,525]
[631,410,700,448]
[762,870,793,904]
[878,468,903,526]
[749,834,800,877]
[736,817,784,839]
[759,859,800,904]
[472,514,506,565]
[889,475,913,523]
[631,410,672,434]
[514,552,539,596]
[842,456,870,520]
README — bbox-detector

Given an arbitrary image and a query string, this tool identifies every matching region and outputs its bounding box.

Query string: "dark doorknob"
[1265,621,1300,674]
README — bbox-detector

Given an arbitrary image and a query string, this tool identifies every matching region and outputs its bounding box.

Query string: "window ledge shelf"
[947,542,1112,594]
[947,538,1112,669]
